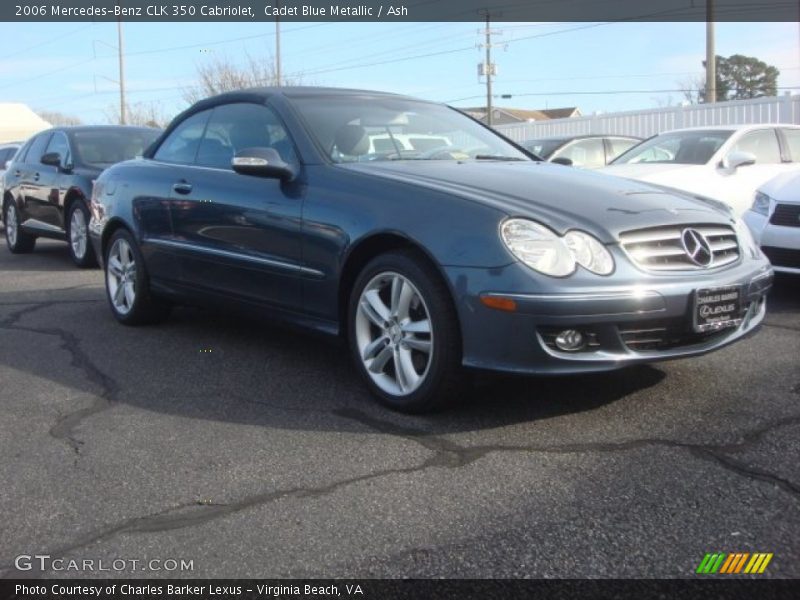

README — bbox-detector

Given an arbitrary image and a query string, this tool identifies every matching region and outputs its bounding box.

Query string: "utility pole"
[275,1,282,86]
[705,0,716,103]
[117,19,127,123]
[478,12,501,126]
[485,14,493,126]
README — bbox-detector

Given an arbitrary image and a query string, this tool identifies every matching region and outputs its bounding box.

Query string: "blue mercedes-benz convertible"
[88,87,773,412]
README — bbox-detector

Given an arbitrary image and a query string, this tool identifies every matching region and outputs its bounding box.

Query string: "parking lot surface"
[1,235,798,579]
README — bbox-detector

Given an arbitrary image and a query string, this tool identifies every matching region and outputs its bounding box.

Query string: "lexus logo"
[681,228,713,267]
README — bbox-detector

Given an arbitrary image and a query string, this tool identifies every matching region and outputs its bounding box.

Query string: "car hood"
[339,161,732,242]
[601,163,707,181]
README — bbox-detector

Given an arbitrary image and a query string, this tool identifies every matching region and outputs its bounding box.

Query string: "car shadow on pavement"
[768,274,800,312]
[0,231,80,272]
[0,277,669,437]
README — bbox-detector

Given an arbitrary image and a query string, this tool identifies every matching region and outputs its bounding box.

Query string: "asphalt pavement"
[1,235,798,579]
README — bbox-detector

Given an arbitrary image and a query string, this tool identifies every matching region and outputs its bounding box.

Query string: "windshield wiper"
[474,155,527,161]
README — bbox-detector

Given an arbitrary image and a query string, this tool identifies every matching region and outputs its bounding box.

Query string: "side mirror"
[551,156,573,167]
[40,152,62,168]
[722,150,756,171]
[232,147,295,181]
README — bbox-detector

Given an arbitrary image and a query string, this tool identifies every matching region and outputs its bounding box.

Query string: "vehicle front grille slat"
[762,246,800,269]
[770,204,800,228]
[619,318,735,351]
[619,223,740,272]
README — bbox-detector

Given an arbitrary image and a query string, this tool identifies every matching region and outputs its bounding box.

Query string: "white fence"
[494,94,800,142]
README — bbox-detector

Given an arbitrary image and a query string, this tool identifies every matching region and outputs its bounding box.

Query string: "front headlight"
[751,191,771,216]
[732,217,759,258]
[563,230,615,275]
[500,219,614,277]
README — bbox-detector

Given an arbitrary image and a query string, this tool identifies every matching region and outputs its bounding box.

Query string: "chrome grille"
[619,224,739,271]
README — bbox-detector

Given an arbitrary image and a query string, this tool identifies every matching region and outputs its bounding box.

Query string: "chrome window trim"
[145,238,325,279]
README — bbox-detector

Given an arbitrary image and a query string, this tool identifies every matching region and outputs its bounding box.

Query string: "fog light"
[554,329,585,352]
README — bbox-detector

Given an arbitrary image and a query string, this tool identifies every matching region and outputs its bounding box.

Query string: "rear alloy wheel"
[4,200,36,253]
[104,228,170,325]
[66,201,97,267]
[349,250,461,413]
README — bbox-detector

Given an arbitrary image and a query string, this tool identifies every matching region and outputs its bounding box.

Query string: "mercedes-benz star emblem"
[681,228,713,267]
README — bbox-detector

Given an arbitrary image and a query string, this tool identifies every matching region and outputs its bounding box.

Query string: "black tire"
[348,248,462,413]
[3,199,36,253]
[66,200,98,268]
[104,228,171,325]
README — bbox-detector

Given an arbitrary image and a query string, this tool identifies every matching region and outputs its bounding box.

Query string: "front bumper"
[743,209,800,275]
[445,256,774,375]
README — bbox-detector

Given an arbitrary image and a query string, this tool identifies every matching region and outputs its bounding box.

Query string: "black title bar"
[3,0,800,22]
[3,579,800,600]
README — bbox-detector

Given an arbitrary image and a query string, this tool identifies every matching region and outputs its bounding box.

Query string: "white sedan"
[743,171,800,274]
[602,124,800,216]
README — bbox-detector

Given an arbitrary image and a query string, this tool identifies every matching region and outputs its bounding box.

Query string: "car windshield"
[611,130,732,165]
[290,96,531,163]
[72,129,160,167]
[523,139,566,159]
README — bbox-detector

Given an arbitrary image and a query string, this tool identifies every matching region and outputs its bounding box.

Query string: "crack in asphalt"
[2,298,799,577]
[0,302,119,456]
[3,408,798,578]
[331,408,800,501]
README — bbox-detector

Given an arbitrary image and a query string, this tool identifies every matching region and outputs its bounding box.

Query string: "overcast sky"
[0,20,797,124]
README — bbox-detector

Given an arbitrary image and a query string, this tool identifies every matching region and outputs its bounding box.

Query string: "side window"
[45,132,71,165]
[25,133,53,165]
[781,128,800,162]
[731,129,781,164]
[555,138,605,168]
[195,102,296,169]
[154,110,211,164]
[0,149,10,164]
[608,138,638,161]
[14,139,33,163]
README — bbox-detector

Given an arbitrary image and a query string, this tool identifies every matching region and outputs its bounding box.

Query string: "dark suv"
[2,126,160,266]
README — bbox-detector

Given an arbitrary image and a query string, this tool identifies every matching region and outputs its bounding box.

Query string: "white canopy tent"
[0,103,50,143]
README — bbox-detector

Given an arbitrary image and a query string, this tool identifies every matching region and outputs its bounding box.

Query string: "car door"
[37,131,72,229]
[164,101,303,309]
[714,128,789,215]
[777,127,800,163]
[551,138,606,169]
[17,132,53,229]
[606,137,639,164]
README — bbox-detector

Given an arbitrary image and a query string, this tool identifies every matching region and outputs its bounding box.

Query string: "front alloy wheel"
[355,272,434,396]
[349,249,461,413]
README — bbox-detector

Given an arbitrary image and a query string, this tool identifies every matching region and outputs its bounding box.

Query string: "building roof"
[0,103,50,143]
[460,106,581,121]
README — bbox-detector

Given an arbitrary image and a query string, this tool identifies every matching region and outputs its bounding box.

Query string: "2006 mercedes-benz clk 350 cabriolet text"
[88,87,774,412]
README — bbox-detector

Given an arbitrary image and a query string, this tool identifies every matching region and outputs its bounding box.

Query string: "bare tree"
[677,75,704,105]
[182,53,305,104]
[105,101,170,129]
[36,110,82,126]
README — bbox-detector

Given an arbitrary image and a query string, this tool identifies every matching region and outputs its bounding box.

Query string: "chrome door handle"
[172,182,193,195]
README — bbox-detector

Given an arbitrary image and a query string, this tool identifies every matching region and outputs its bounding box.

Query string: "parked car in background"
[522,135,641,168]
[2,126,160,266]
[0,141,21,200]
[602,124,800,216]
[743,171,800,274]
[89,87,772,413]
